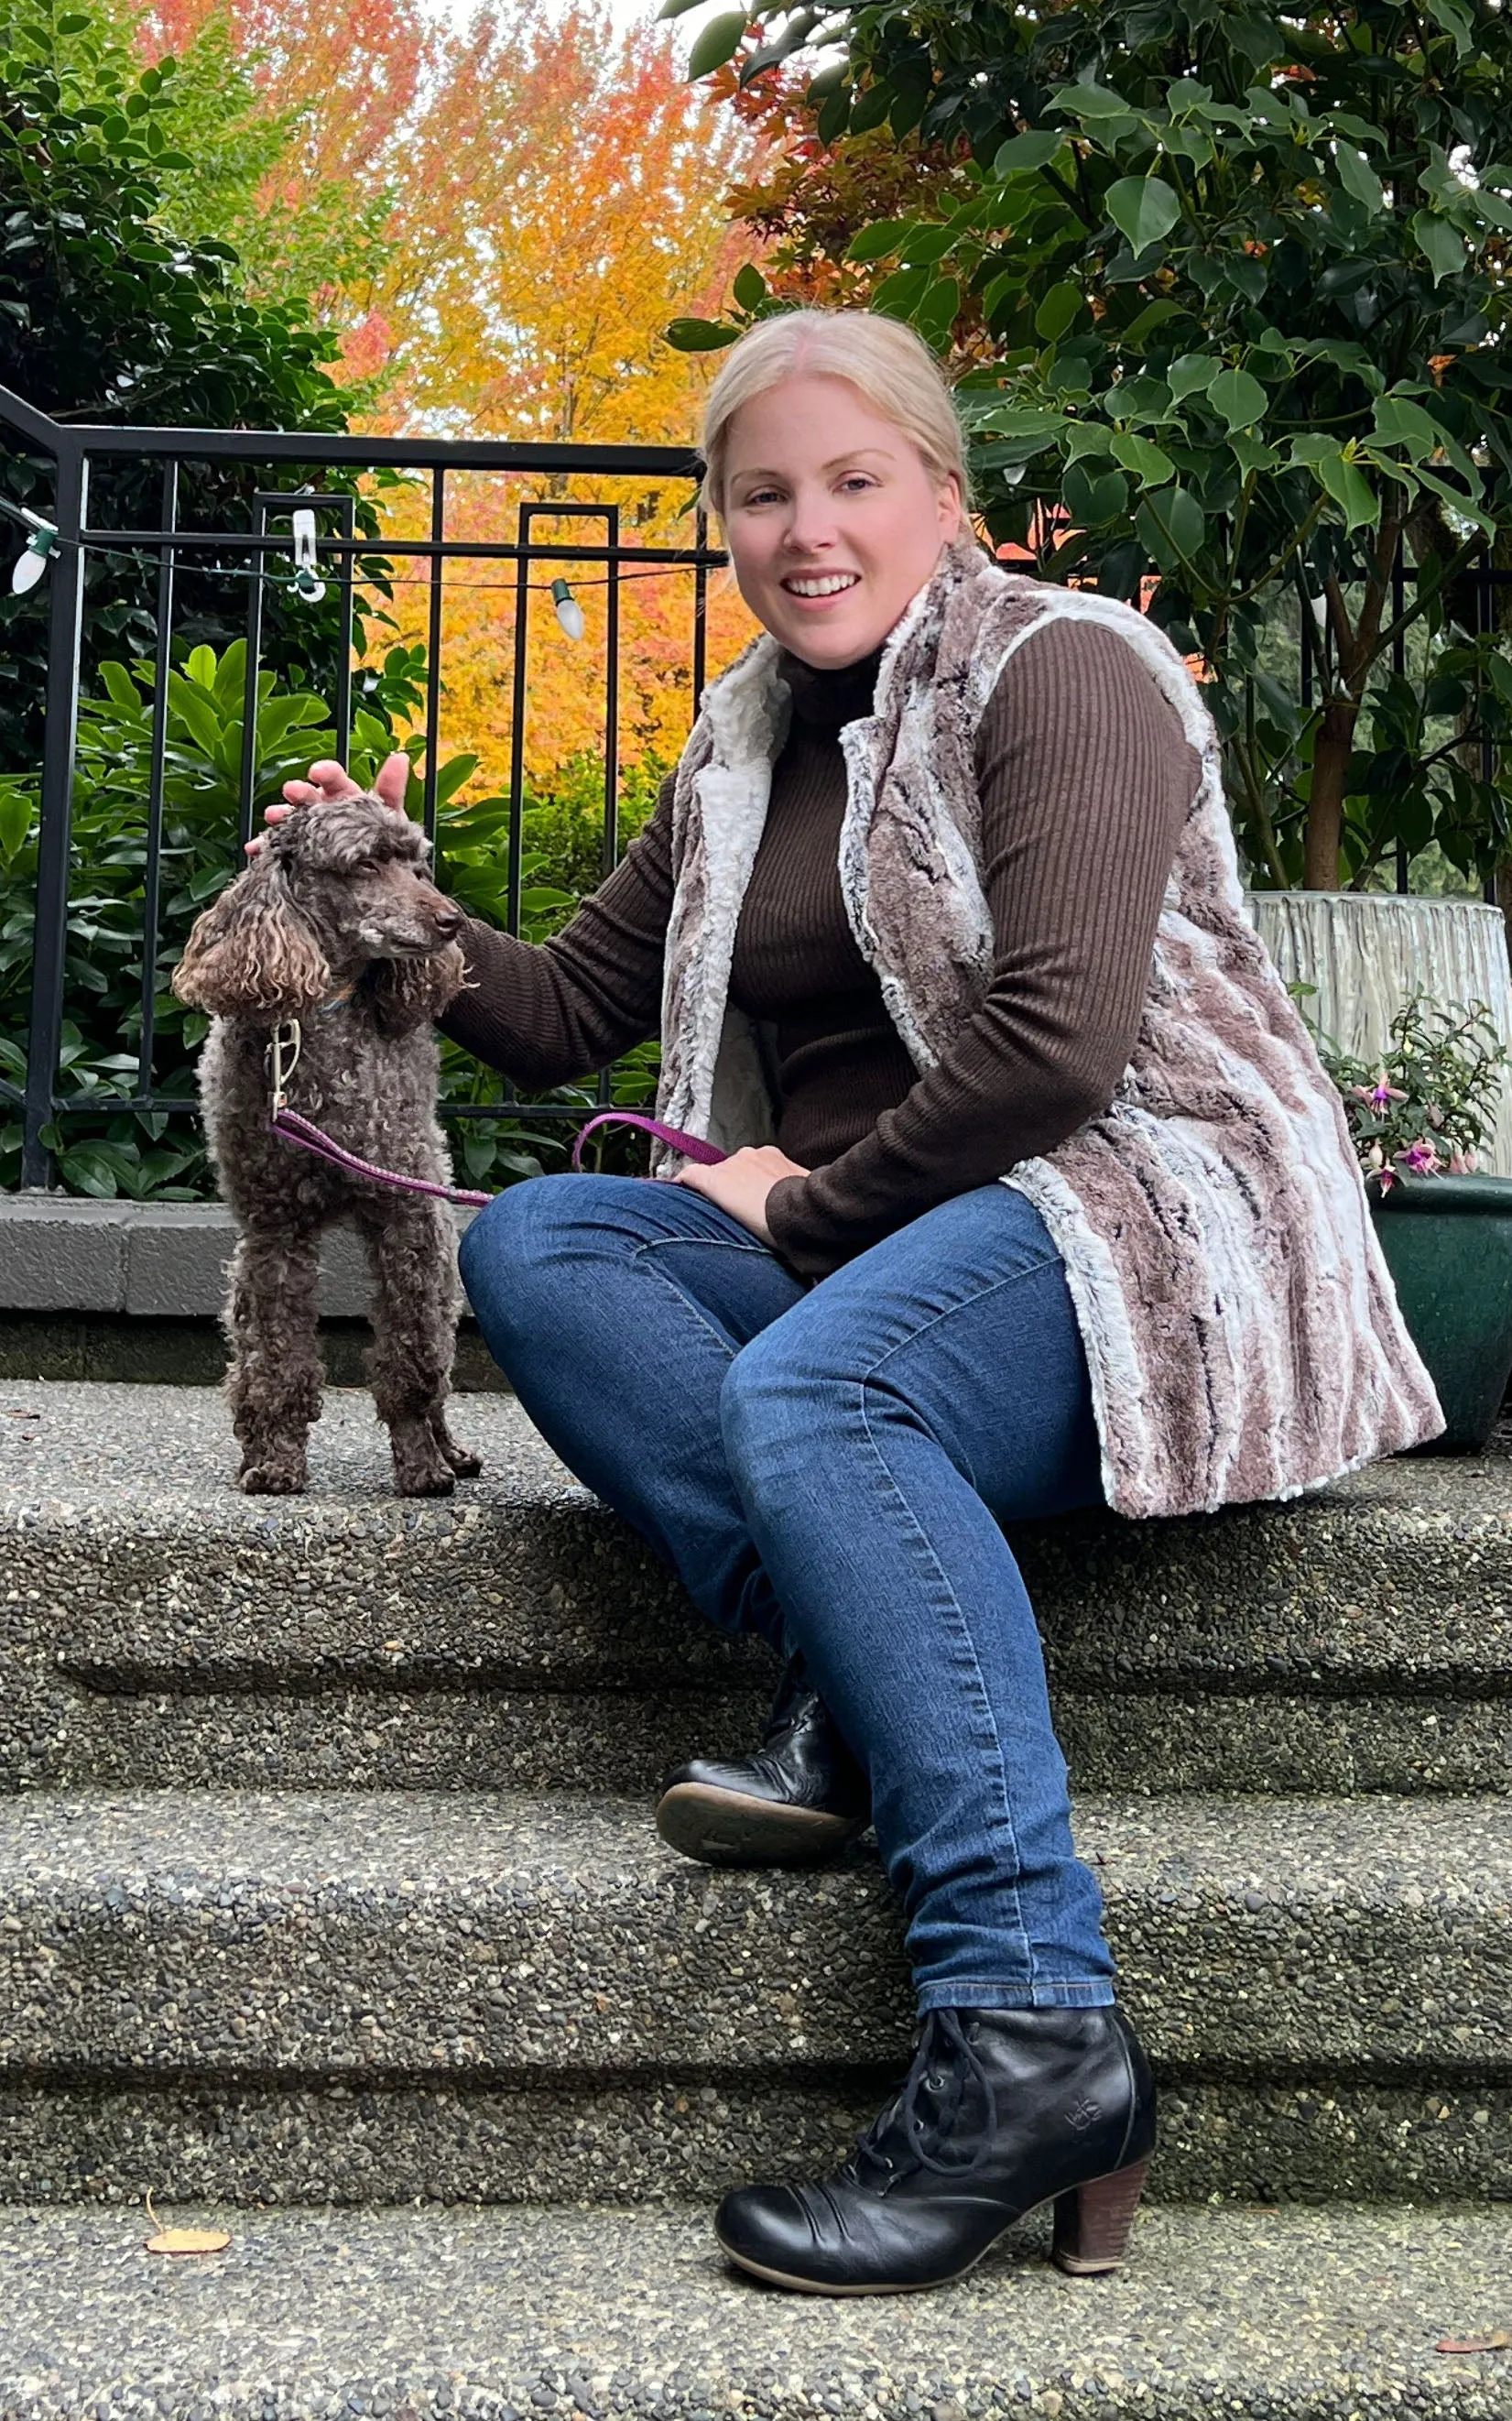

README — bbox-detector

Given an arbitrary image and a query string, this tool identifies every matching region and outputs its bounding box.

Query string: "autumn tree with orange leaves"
[126,0,758,792]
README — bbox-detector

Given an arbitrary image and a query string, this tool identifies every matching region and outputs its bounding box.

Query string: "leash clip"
[267,1017,303,1114]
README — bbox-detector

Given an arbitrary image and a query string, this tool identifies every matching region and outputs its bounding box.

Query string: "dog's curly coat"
[171,792,483,1498]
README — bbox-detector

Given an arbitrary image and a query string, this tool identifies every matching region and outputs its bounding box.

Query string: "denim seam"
[853,1371,1037,1995]
[914,1977,1113,1990]
[636,1234,774,1259]
[859,1251,1062,1396]
[854,1248,1077,2002]
[915,1982,1116,2012]
[629,1237,770,1368]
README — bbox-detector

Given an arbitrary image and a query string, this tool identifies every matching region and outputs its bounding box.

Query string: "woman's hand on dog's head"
[245,751,413,855]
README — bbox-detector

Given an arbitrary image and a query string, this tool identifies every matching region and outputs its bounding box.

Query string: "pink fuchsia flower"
[1447,1149,1479,1174]
[1349,1075,1409,1109]
[1376,1166,1396,1194]
[1399,1139,1441,1175]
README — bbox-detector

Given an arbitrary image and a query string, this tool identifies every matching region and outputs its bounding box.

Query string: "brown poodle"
[172,791,484,1498]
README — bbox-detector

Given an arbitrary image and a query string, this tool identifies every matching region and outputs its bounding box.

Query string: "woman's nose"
[782,495,839,553]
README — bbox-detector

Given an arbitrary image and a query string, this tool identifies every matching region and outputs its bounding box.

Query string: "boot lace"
[843,2009,999,2188]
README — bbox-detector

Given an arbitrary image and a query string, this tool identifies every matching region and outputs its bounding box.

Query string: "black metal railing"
[0,381,727,1186]
[2,377,1507,1194]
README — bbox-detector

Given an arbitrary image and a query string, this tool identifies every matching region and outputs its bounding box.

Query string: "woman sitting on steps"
[258,307,1443,2297]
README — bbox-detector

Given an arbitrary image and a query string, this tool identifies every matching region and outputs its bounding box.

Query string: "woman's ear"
[171,856,332,1019]
[937,469,963,545]
[364,941,466,1039]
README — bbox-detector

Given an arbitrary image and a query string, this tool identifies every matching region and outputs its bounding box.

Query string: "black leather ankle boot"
[655,1649,870,1866]
[714,2001,1157,2295]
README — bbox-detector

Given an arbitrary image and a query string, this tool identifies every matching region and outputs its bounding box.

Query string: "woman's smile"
[781,571,862,600]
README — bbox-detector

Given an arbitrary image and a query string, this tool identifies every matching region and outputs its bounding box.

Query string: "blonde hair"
[698,309,969,519]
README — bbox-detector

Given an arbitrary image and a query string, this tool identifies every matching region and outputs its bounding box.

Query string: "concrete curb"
[0,1196,479,1319]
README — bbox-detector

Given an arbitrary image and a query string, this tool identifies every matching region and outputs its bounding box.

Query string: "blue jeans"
[459,1172,1117,2014]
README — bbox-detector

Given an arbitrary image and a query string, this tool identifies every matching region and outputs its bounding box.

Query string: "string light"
[9,508,58,595]
[288,506,327,604]
[5,530,711,600]
[550,576,586,639]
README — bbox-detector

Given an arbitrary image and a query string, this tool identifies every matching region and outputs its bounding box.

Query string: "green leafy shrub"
[1,645,664,1197]
[0,2,397,781]
[432,759,667,1190]
[675,1,1512,898]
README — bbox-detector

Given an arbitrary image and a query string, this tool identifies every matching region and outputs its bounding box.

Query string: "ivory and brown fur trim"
[649,535,1443,1518]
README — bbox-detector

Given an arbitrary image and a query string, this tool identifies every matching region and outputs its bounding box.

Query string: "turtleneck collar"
[777,642,885,733]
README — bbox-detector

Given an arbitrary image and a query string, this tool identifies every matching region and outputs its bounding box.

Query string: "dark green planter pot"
[1370,1172,1512,1451]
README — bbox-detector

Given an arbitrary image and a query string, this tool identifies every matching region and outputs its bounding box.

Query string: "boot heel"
[1050,2154,1151,2275]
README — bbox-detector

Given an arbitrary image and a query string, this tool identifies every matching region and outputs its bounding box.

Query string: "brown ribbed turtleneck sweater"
[439,616,1199,1280]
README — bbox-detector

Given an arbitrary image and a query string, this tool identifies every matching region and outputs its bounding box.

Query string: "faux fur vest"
[650,533,1444,1519]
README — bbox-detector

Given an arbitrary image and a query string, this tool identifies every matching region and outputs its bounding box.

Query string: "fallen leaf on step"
[1435,2335,1511,2353]
[142,2187,230,2256]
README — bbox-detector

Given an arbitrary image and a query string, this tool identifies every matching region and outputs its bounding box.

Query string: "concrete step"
[4,1384,1511,1796]
[3,2198,1512,2420]
[0,1789,1507,2207]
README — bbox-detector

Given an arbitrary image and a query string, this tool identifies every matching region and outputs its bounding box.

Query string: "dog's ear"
[171,856,332,1019]
[364,942,467,1039]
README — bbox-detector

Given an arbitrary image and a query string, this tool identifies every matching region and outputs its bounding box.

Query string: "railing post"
[20,441,88,1188]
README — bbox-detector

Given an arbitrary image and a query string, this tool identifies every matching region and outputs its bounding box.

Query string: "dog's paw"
[428,1415,483,1479]
[240,1463,307,1496]
[395,1466,457,1498]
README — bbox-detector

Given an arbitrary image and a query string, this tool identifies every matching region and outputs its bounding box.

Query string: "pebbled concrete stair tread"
[5,1378,1507,1516]
[5,1383,1512,1699]
[0,1380,578,1509]
[2,1788,1508,2073]
[2,2198,1511,2421]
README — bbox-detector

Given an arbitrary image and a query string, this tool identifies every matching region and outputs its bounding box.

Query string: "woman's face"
[718,373,962,670]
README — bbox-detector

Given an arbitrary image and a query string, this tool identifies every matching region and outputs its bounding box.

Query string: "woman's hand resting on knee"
[245,749,413,854]
[672,1144,809,1249]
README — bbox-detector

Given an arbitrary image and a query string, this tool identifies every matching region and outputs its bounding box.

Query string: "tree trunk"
[1301,513,1406,889]
[1305,692,1357,889]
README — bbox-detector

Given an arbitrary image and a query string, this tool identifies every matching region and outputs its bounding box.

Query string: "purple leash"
[571,1110,728,1171]
[266,1020,726,1204]
[270,1105,496,1206]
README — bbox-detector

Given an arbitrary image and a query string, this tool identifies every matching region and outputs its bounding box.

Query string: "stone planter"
[1369,1173,1512,1450]
[1245,889,1512,1178]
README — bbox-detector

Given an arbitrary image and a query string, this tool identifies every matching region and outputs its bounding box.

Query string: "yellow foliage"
[142,0,766,790]
[363,472,755,798]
